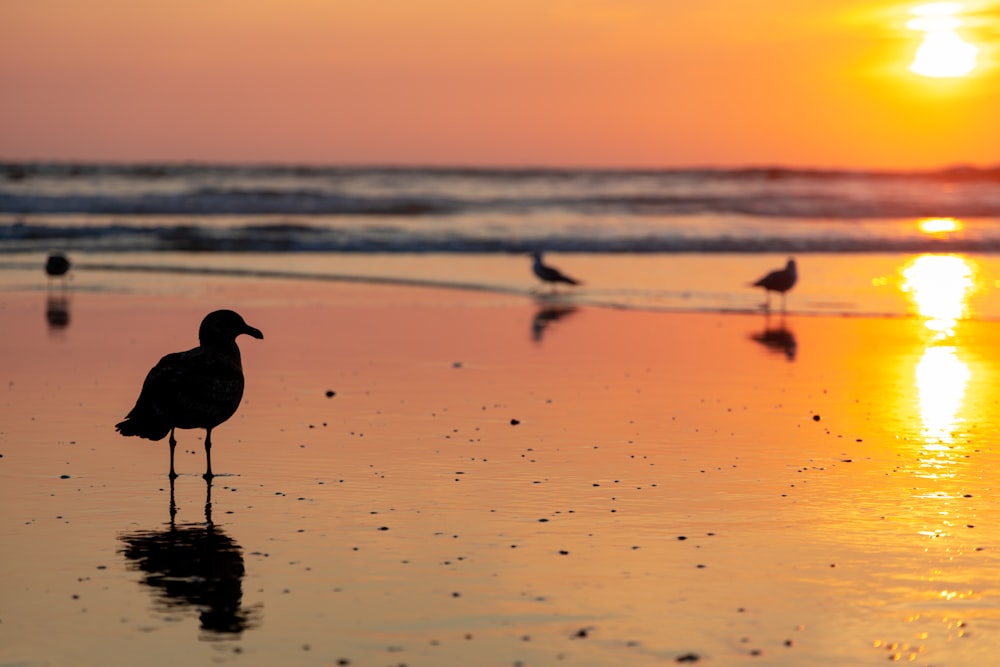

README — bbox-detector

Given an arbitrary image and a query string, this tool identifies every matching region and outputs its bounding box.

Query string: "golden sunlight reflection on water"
[915,346,970,447]
[901,254,977,339]
[899,254,977,481]
[917,217,963,235]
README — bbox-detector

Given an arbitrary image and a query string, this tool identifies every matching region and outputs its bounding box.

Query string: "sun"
[907,3,979,78]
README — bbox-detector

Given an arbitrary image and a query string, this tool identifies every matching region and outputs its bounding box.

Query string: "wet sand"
[3,268,1000,666]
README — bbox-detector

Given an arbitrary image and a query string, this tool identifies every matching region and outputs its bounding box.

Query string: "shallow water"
[3,272,1000,666]
[4,250,1000,319]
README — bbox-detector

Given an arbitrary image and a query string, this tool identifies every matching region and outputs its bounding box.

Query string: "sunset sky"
[2,0,998,169]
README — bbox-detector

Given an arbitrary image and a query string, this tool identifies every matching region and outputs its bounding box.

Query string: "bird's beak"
[245,325,264,340]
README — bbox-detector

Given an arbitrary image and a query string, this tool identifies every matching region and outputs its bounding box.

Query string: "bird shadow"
[749,312,798,361]
[531,298,578,343]
[118,478,261,639]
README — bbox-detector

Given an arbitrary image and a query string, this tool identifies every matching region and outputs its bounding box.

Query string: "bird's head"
[199,310,264,346]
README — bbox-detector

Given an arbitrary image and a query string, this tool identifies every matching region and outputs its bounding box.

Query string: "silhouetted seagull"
[752,258,797,311]
[45,252,71,283]
[532,251,581,290]
[116,310,264,479]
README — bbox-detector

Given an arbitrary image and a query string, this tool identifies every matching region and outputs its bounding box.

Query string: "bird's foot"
[202,471,215,481]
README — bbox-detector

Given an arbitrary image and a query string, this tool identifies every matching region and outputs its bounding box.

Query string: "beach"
[5,0,1000,660]
[3,258,1000,666]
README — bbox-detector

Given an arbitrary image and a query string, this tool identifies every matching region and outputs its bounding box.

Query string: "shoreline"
[4,248,1000,321]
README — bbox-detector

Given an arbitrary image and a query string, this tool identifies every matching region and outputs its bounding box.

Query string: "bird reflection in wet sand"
[532,303,578,343]
[750,313,798,361]
[45,292,71,331]
[118,479,260,638]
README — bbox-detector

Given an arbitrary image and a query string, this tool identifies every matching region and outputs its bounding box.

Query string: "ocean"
[3,162,1000,318]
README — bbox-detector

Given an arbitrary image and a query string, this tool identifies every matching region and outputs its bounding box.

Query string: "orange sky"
[1,0,998,168]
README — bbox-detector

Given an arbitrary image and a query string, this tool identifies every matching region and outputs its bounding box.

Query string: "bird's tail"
[115,416,170,441]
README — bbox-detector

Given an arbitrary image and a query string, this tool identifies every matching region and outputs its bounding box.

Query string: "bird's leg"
[203,428,214,480]
[168,428,178,480]
[168,474,177,524]
[203,475,214,526]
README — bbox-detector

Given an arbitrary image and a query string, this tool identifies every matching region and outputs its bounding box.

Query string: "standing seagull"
[532,251,581,291]
[752,258,797,311]
[116,310,264,479]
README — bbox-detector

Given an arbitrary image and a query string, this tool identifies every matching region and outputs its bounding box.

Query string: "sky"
[1,0,998,169]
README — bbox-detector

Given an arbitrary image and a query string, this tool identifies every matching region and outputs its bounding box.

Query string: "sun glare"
[901,254,977,338]
[918,217,963,234]
[907,3,979,77]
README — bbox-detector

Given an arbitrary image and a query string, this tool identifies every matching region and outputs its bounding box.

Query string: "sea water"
[2,162,999,317]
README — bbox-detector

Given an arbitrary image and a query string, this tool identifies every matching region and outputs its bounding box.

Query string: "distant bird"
[752,258,797,311]
[116,310,264,479]
[45,252,71,283]
[532,251,581,290]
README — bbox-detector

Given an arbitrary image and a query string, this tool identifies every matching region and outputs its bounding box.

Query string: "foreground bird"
[532,251,581,290]
[116,310,264,479]
[752,258,797,311]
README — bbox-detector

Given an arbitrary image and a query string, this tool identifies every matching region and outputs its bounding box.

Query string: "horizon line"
[3,158,999,176]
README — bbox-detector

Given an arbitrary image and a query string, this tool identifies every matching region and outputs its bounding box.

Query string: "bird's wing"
[116,349,201,438]
[753,270,779,287]
[125,348,203,420]
[541,265,579,285]
[558,271,580,285]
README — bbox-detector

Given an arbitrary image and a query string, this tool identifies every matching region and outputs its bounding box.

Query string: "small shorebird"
[45,252,71,284]
[116,310,264,479]
[532,251,581,291]
[752,258,797,311]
